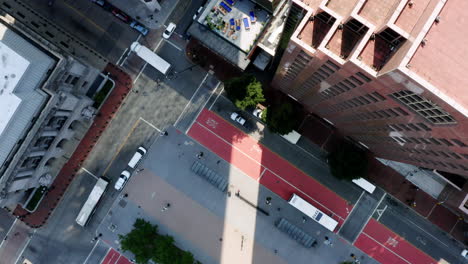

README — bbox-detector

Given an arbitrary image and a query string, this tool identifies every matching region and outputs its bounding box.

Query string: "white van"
[127,146,147,169]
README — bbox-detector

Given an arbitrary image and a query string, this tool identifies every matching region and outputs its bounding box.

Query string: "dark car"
[92,0,112,11]
[112,8,130,23]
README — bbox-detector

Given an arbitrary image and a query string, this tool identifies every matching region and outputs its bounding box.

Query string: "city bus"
[288,193,338,232]
[75,178,109,227]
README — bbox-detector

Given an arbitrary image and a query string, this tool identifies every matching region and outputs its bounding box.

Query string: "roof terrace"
[199,0,270,53]
[298,11,336,48]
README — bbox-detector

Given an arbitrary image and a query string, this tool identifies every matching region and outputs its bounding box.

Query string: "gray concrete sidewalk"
[97,126,379,264]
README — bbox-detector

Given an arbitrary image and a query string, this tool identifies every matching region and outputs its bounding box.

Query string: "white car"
[163,23,176,39]
[252,108,264,119]
[114,170,131,191]
[462,249,468,259]
[230,112,246,126]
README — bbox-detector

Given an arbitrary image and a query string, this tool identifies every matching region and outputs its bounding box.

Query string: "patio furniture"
[249,11,256,23]
[229,18,235,30]
[218,6,227,15]
[228,29,234,37]
[236,19,241,31]
[243,17,250,30]
[225,0,235,6]
[223,23,228,34]
[220,2,232,12]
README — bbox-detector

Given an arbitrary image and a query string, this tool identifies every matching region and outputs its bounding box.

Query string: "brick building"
[272,0,468,212]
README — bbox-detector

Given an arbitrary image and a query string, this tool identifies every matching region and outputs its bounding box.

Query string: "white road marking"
[337,191,365,233]
[351,193,387,245]
[386,207,449,248]
[257,168,267,181]
[174,72,210,127]
[139,117,162,132]
[116,47,128,66]
[14,229,36,264]
[360,232,412,264]
[82,167,99,180]
[164,39,183,51]
[83,239,101,264]
[196,121,346,221]
[99,248,112,264]
[376,205,388,221]
[0,218,17,249]
[208,86,224,110]
[134,38,164,84]
[185,80,221,134]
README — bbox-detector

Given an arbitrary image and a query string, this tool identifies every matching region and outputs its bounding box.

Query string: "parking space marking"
[174,72,210,128]
[164,39,183,51]
[102,119,141,176]
[82,167,99,180]
[139,117,162,132]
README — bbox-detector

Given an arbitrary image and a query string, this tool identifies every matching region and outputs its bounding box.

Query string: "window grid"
[391,90,456,125]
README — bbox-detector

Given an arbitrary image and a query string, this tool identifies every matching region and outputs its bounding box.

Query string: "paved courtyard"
[98,127,378,264]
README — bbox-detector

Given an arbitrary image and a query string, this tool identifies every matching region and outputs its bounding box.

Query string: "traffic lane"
[176,0,206,35]
[28,0,139,62]
[0,209,15,242]
[378,207,463,264]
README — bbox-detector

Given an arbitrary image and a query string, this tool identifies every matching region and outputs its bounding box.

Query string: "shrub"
[265,102,300,135]
[224,75,265,110]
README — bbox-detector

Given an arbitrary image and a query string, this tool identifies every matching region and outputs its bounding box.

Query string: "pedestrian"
[160,131,168,136]
[302,216,307,223]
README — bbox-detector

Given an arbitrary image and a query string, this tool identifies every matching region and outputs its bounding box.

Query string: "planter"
[24,186,48,212]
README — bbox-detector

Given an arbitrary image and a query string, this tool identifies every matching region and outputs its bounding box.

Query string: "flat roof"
[408,0,468,110]
[0,21,55,167]
[0,41,29,135]
[198,0,270,53]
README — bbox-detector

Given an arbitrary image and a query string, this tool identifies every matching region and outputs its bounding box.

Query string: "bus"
[76,178,109,227]
[288,193,338,232]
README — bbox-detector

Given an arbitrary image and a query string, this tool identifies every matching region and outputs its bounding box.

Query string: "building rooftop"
[358,0,400,26]
[0,41,28,135]
[198,0,270,53]
[394,0,432,34]
[408,0,468,111]
[0,22,55,167]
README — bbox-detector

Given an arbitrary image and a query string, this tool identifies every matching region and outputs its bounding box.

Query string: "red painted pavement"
[188,122,265,180]
[101,249,120,264]
[188,109,352,221]
[101,248,133,264]
[13,64,133,227]
[355,219,437,264]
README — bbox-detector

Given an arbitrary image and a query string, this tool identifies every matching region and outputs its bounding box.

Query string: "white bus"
[288,193,338,232]
[76,178,109,227]
[130,42,171,75]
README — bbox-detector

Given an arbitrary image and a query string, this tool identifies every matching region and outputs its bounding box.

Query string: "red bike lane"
[187,109,352,227]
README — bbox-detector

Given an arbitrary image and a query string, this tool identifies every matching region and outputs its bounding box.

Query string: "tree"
[119,219,159,264]
[327,141,368,181]
[224,75,265,110]
[119,218,195,264]
[265,102,300,135]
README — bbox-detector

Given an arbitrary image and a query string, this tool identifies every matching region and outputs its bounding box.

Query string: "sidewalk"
[12,64,133,228]
[299,114,466,244]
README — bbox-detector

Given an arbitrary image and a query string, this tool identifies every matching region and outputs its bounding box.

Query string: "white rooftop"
[0,41,29,135]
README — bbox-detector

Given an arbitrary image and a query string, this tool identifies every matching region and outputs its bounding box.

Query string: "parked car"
[112,8,130,23]
[130,21,149,36]
[92,0,112,11]
[163,22,176,39]
[230,112,246,126]
[193,6,203,20]
[252,108,264,119]
[114,170,130,191]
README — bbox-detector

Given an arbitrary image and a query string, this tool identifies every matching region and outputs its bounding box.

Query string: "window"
[356,72,372,82]
[438,151,450,158]
[450,153,462,159]
[349,76,363,86]
[451,139,467,147]
[391,90,456,125]
[438,138,454,146]
[429,138,441,145]
[372,92,386,101]
[462,154,468,160]
[416,123,431,131]
[394,107,409,116]
[407,124,420,131]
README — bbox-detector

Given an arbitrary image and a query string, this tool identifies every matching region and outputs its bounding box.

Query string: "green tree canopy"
[265,102,300,135]
[224,75,265,110]
[327,141,368,181]
[119,218,195,264]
